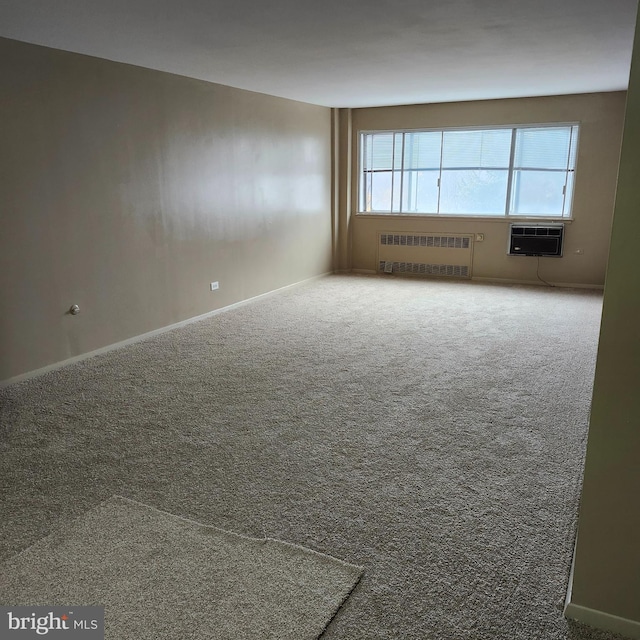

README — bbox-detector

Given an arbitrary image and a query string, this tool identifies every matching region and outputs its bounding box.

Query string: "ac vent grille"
[511,226,563,237]
[379,261,470,278]
[380,234,470,249]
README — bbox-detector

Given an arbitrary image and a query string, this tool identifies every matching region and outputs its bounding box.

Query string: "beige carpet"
[0,274,631,639]
[0,496,363,639]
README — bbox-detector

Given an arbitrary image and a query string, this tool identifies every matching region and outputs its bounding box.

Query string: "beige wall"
[567,12,640,634]
[0,38,333,382]
[347,93,625,287]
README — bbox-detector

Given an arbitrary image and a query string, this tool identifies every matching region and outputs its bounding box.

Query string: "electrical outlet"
[210,281,219,291]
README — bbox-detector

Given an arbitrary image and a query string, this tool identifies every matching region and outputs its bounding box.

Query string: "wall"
[346,93,625,287]
[565,12,640,638]
[0,37,333,383]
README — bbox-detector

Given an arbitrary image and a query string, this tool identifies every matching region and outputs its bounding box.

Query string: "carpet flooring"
[0,495,362,639]
[0,274,628,639]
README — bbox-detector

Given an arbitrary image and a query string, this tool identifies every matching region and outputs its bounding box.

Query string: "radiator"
[377,232,474,278]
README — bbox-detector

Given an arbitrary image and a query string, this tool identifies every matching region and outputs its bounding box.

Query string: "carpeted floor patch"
[0,496,363,640]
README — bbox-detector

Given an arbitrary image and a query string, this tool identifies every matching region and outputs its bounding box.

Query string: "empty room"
[1,1,640,639]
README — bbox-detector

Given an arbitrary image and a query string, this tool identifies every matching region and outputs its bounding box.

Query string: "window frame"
[357,122,580,220]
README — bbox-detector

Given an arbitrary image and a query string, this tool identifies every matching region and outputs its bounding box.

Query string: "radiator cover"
[377,232,474,278]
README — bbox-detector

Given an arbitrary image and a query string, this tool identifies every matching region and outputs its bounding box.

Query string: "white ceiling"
[0,0,637,108]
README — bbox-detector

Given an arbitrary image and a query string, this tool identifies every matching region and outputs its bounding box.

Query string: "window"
[359,124,579,218]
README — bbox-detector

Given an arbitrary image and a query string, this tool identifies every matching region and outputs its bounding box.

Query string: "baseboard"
[348,271,604,289]
[564,545,640,637]
[564,537,577,617]
[471,276,604,290]
[0,272,331,388]
[564,602,640,639]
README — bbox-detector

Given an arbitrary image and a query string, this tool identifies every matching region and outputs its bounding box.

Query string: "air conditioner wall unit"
[508,224,564,257]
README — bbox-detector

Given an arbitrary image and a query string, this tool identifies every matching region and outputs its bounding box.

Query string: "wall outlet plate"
[210,282,219,291]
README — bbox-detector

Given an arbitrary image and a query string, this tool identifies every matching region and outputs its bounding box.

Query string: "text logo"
[0,607,104,639]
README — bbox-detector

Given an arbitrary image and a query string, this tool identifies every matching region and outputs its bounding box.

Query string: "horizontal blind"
[403,132,442,170]
[364,133,394,170]
[514,126,578,170]
[441,129,512,169]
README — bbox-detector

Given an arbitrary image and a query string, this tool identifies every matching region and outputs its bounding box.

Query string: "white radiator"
[377,232,474,278]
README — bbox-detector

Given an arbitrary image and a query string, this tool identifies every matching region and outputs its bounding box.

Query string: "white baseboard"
[564,546,640,638]
[564,602,640,639]
[1,273,331,388]
[349,271,603,290]
[472,276,604,290]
